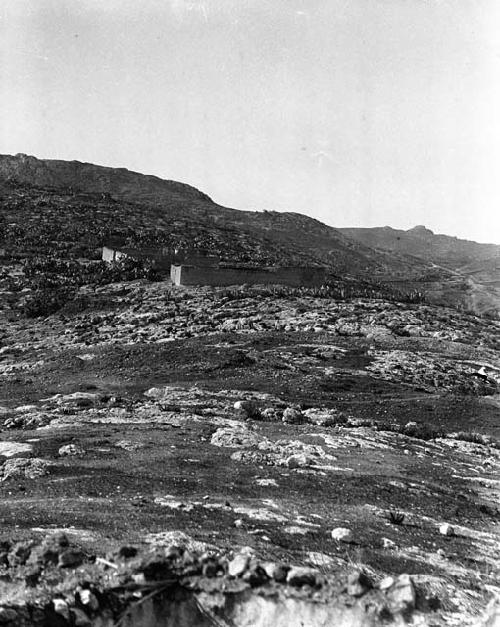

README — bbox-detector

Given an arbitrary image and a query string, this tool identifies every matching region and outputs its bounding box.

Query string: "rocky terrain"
[0,154,499,625]
[0,278,499,626]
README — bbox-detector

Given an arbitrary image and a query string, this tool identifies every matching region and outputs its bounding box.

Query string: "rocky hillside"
[2,153,499,314]
[0,153,434,279]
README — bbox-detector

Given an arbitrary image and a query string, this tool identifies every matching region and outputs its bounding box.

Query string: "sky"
[1,0,499,244]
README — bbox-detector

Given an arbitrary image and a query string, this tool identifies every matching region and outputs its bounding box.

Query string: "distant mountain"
[339,225,500,270]
[340,225,500,316]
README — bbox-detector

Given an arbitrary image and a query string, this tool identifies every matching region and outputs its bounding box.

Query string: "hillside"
[2,153,499,314]
[0,153,434,280]
[339,225,500,316]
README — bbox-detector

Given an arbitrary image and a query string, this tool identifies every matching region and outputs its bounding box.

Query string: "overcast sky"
[1,0,499,244]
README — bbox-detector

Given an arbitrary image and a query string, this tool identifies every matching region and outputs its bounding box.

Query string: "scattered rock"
[382,537,397,549]
[346,570,372,596]
[260,407,280,421]
[2,457,50,481]
[379,576,395,591]
[331,527,354,543]
[386,574,416,613]
[58,444,86,457]
[115,440,146,451]
[439,523,455,536]
[262,561,289,582]
[282,407,304,424]
[234,400,261,420]
[211,426,262,448]
[286,453,310,469]
[228,553,250,577]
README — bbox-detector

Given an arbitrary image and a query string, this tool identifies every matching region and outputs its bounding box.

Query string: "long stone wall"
[171,265,327,287]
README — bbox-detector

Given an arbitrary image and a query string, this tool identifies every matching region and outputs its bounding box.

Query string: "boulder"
[282,407,304,424]
[227,553,250,578]
[386,574,416,612]
[331,527,354,543]
[2,457,50,480]
[58,444,86,457]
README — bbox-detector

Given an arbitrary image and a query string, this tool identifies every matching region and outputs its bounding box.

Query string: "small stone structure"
[102,245,174,270]
[170,264,327,287]
[102,245,219,270]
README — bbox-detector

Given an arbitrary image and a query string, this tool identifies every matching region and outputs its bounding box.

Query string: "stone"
[346,570,372,597]
[234,400,260,420]
[261,407,279,421]
[115,440,146,451]
[58,444,86,456]
[439,523,455,536]
[262,561,289,582]
[286,566,319,587]
[282,407,304,424]
[210,426,261,448]
[331,527,354,543]
[2,458,50,480]
[379,576,395,591]
[0,441,33,461]
[286,453,309,469]
[382,537,397,549]
[78,589,99,611]
[228,553,250,577]
[386,574,416,612]
[53,598,70,619]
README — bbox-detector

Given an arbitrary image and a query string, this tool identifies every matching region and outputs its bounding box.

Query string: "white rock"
[14,405,38,413]
[379,576,395,591]
[439,523,455,536]
[0,441,33,460]
[331,527,354,543]
[382,537,397,549]
[58,444,86,457]
[386,574,416,611]
[228,553,250,577]
[52,599,69,618]
[286,454,309,469]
